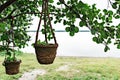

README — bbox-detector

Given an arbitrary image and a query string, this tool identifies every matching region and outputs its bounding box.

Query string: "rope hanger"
[35,0,57,45]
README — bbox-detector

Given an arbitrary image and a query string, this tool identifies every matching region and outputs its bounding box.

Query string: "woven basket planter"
[4,60,21,75]
[34,44,58,64]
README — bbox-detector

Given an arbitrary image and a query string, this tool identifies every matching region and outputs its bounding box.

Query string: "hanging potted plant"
[33,0,58,64]
[1,46,21,75]
[0,17,30,75]
[0,19,21,75]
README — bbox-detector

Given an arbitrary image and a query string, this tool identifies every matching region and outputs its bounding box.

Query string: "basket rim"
[4,60,21,64]
[34,43,58,48]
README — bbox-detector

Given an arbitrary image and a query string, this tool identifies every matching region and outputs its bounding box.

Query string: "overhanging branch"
[0,0,17,13]
[0,11,57,23]
[0,12,41,23]
[59,0,91,30]
[0,9,16,22]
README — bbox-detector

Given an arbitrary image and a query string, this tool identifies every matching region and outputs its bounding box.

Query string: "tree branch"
[0,0,17,13]
[0,9,16,22]
[0,12,41,23]
[59,0,91,30]
[108,0,113,6]
[0,11,57,23]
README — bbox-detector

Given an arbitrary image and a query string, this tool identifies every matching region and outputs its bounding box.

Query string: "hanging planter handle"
[34,0,58,64]
[35,0,57,45]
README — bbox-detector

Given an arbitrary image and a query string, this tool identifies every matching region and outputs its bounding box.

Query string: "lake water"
[20,31,120,58]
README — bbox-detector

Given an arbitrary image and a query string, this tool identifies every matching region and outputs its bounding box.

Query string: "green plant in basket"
[36,40,47,45]
[2,49,18,66]
[32,40,47,46]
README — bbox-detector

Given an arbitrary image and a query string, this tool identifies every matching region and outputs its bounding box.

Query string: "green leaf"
[94,20,98,25]
[38,0,42,5]
[41,29,45,34]
[92,37,98,43]
[117,24,120,28]
[107,38,111,44]
[49,0,54,3]
[69,32,75,36]
[1,34,8,40]
[101,31,108,39]
[117,44,120,49]
[79,21,86,27]
[114,15,120,19]
[74,27,79,33]
[91,29,96,35]
[48,34,52,41]
[108,10,113,15]
[65,27,70,32]
[63,20,67,25]
[0,23,6,32]
[57,2,61,5]
[6,51,11,56]
[103,9,107,14]
[104,46,110,52]
[116,30,120,38]
[108,16,112,21]
[101,16,105,21]
[54,21,57,24]
[112,2,118,9]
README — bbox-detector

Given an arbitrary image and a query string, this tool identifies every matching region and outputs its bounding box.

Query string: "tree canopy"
[0,0,120,52]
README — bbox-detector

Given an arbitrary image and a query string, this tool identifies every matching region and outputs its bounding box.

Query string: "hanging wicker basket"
[34,44,58,64]
[34,0,58,64]
[4,60,21,75]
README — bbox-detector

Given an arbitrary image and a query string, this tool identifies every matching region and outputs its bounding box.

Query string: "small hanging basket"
[4,60,21,75]
[3,17,21,75]
[34,0,58,64]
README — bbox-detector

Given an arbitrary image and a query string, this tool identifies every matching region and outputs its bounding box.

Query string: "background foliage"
[0,0,120,52]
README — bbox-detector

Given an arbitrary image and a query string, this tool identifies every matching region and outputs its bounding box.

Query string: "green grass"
[0,53,120,80]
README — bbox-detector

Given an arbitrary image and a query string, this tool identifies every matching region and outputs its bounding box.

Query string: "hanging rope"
[5,16,15,60]
[46,1,57,44]
[35,0,57,45]
[11,16,16,59]
[44,0,48,43]
[35,2,44,44]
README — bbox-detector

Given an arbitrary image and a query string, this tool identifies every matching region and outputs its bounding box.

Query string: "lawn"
[0,53,120,80]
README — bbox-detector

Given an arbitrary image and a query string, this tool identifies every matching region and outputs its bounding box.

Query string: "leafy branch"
[0,0,17,13]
